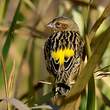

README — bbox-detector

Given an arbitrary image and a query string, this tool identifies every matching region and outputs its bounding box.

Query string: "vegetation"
[0,0,110,110]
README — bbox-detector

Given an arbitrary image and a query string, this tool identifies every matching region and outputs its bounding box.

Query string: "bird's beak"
[47,23,52,28]
[47,22,55,29]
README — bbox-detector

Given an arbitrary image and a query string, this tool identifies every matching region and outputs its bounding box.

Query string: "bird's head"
[47,16,79,32]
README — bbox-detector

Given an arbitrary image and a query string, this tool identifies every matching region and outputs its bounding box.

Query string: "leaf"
[2,0,22,60]
[89,2,110,43]
[86,1,95,110]
[2,0,10,18]
[86,76,95,110]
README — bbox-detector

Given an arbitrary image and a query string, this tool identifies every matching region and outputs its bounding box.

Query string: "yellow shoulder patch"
[51,48,74,65]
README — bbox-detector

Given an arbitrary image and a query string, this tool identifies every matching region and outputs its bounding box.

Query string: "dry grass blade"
[94,64,110,78]
[28,38,36,106]
[95,64,110,72]
[23,0,36,11]
[61,26,110,107]
[102,2,110,18]
[7,59,16,98]
[32,104,52,109]
[0,55,9,109]
[71,0,96,9]
[3,98,30,110]
[89,2,110,43]
[95,71,110,79]
[0,56,8,98]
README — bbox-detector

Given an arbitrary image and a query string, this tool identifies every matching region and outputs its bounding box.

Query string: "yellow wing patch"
[51,48,74,65]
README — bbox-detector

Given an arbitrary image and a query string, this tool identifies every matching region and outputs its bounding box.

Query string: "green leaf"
[86,76,95,110]
[84,1,96,109]
[2,0,22,60]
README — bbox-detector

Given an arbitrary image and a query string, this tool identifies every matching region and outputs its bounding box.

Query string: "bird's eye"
[55,22,60,27]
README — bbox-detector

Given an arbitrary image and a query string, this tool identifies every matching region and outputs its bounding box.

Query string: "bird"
[44,16,84,96]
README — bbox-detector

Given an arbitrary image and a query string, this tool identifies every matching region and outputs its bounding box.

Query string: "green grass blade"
[80,90,86,110]
[2,0,10,19]
[86,0,95,109]
[86,76,95,110]
[2,0,22,60]
[84,0,96,109]
[28,38,35,106]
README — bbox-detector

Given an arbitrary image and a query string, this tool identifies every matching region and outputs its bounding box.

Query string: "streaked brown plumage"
[44,16,84,96]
